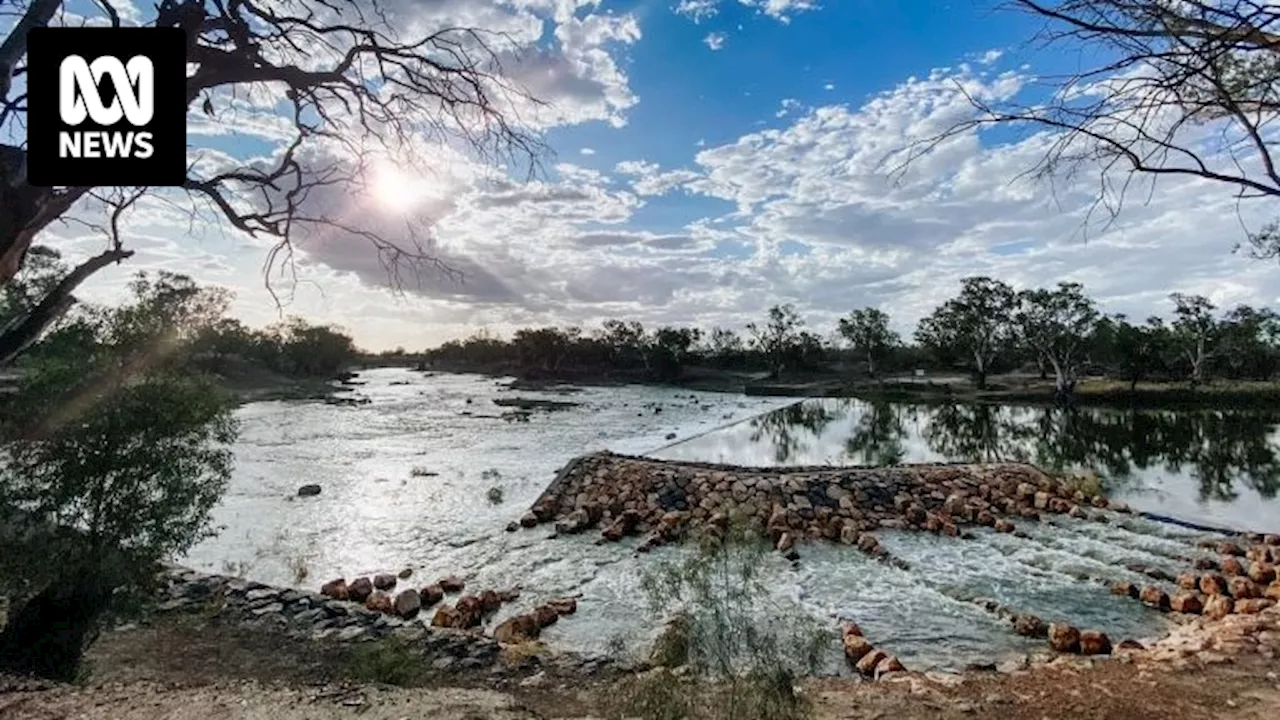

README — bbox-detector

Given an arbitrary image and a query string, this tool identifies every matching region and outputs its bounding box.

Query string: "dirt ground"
[2,617,1280,720]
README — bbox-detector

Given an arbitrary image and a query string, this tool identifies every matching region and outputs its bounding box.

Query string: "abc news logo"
[28,28,185,187]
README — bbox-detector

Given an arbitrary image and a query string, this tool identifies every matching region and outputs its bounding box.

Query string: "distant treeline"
[393,276,1280,402]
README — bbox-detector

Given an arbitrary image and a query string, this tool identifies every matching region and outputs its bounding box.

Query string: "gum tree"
[915,277,1018,389]
[1015,282,1100,404]
[837,307,900,378]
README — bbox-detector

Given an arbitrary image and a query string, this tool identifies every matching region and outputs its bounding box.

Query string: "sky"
[32,0,1280,350]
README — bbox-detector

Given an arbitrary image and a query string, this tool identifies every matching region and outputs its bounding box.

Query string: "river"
[182,368,1279,673]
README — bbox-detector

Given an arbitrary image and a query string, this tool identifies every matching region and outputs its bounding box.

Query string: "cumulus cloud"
[674,0,820,24]
[704,32,727,50]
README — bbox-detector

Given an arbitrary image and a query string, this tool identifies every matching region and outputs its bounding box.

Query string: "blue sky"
[26,0,1280,349]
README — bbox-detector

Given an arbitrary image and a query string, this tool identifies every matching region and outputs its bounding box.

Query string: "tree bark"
[0,247,133,367]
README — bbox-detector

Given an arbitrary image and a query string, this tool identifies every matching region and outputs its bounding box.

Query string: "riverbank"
[411,362,1280,409]
[2,592,1277,719]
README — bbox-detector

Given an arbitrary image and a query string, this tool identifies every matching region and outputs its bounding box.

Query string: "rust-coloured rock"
[1234,598,1275,614]
[348,577,374,603]
[1170,592,1203,614]
[1220,542,1246,557]
[455,594,485,627]
[1078,630,1111,655]
[1175,573,1199,590]
[1013,614,1047,638]
[431,605,465,628]
[1110,582,1139,598]
[776,532,795,552]
[1228,576,1261,599]
[373,573,397,591]
[533,604,560,628]
[1118,639,1145,651]
[320,578,348,600]
[1267,581,1280,601]
[1248,562,1276,585]
[842,634,873,663]
[874,655,905,678]
[1200,574,1228,596]
[493,613,540,644]
[393,589,421,618]
[1203,594,1234,620]
[1220,557,1245,576]
[420,583,445,607]
[855,649,888,676]
[439,575,466,593]
[1139,586,1169,611]
[1047,623,1080,653]
[479,589,502,613]
[994,519,1016,533]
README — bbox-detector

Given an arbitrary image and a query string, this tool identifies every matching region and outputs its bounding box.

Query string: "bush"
[342,637,428,686]
[620,524,828,720]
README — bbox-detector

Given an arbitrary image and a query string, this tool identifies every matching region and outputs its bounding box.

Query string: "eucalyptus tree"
[837,307,900,378]
[1015,282,1100,404]
[915,277,1018,389]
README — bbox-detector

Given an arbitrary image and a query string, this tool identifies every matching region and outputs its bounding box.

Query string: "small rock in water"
[398,568,413,580]
[665,433,677,440]
[373,573,397,591]
[297,484,321,497]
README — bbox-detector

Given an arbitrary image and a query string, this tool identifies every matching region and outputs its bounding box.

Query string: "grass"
[341,637,430,686]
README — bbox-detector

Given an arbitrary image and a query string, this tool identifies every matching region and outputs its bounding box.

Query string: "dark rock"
[348,577,374,603]
[297,484,322,497]
[1078,630,1111,655]
[373,573,397,591]
[1047,623,1079,653]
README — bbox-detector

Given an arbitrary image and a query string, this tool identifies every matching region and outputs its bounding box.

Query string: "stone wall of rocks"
[519,452,1129,557]
[153,565,609,677]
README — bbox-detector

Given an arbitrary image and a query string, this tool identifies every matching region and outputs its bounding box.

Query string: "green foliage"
[627,526,827,720]
[1015,282,1100,401]
[746,304,807,377]
[915,276,1018,388]
[342,637,429,686]
[837,308,899,377]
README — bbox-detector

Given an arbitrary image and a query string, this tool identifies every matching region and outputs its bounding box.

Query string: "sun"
[369,161,433,214]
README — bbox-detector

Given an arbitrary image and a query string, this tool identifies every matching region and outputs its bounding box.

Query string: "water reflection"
[735,400,1280,502]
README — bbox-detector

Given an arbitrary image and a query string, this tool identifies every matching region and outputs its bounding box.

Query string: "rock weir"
[521,452,1128,553]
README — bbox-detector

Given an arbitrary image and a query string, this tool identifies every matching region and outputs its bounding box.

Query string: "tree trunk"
[866,351,875,378]
[973,352,987,390]
[1036,355,1047,380]
[0,248,133,368]
[0,566,115,681]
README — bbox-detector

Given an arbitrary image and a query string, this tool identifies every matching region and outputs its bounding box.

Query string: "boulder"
[1220,541,1246,557]
[855,649,888,676]
[533,604,560,628]
[874,655,905,679]
[1267,582,1280,601]
[348,577,374,603]
[439,575,466,593]
[841,621,864,638]
[548,596,578,615]
[373,573,397,591]
[455,595,485,627]
[1203,594,1234,621]
[1193,557,1219,571]
[1234,598,1275,614]
[393,589,421,618]
[1220,557,1245,576]
[431,606,465,628]
[994,519,1016,533]
[1169,592,1203,615]
[1078,630,1111,655]
[1228,576,1261,599]
[520,512,539,528]
[493,613,541,644]
[1175,573,1199,590]
[1199,574,1228,596]
[397,568,413,580]
[1047,623,1080,653]
[320,578,349,600]
[1110,582,1139,598]
[420,583,445,607]
[1248,562,1276,585]
[1013,614,1047,638]
[776,532,795,552]
[479,589,502,613]
[842,634,873,663]
[364,590,393,614]
[1033,491,1050,510]
[297,484,321,497]
[1266,535,1280,546]
[1118,639,1145,651]
[1139,586,1169,611]
[497,588,522,603]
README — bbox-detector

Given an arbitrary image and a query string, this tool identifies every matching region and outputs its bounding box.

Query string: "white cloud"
[674,0,820,24]
[704,32,727,50]
[580,147,597,155]
[775,98,802,118]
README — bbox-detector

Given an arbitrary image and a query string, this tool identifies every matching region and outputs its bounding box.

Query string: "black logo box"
[27,27,187,188]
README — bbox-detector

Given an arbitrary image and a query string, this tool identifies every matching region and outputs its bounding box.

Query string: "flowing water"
[184,369,1280,673]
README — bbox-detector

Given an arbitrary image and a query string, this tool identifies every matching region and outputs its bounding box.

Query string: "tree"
[598,320,649,370]
[746,304,805,378]
[1170,292,1219,385]
[915,277,1018,389]
[1096,313,1167,390]
[649,326,703,380]
[1015,282,1100,404]
[1216,304,1280,380]
[837,308,900,377]
[705,327,746,368]
[0,0,545,367]
[902,0,1280,256]
[0,272,237,680]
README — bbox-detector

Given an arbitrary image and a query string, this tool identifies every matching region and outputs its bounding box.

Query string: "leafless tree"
[0,0,546,365]
[899,1,1280,255]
